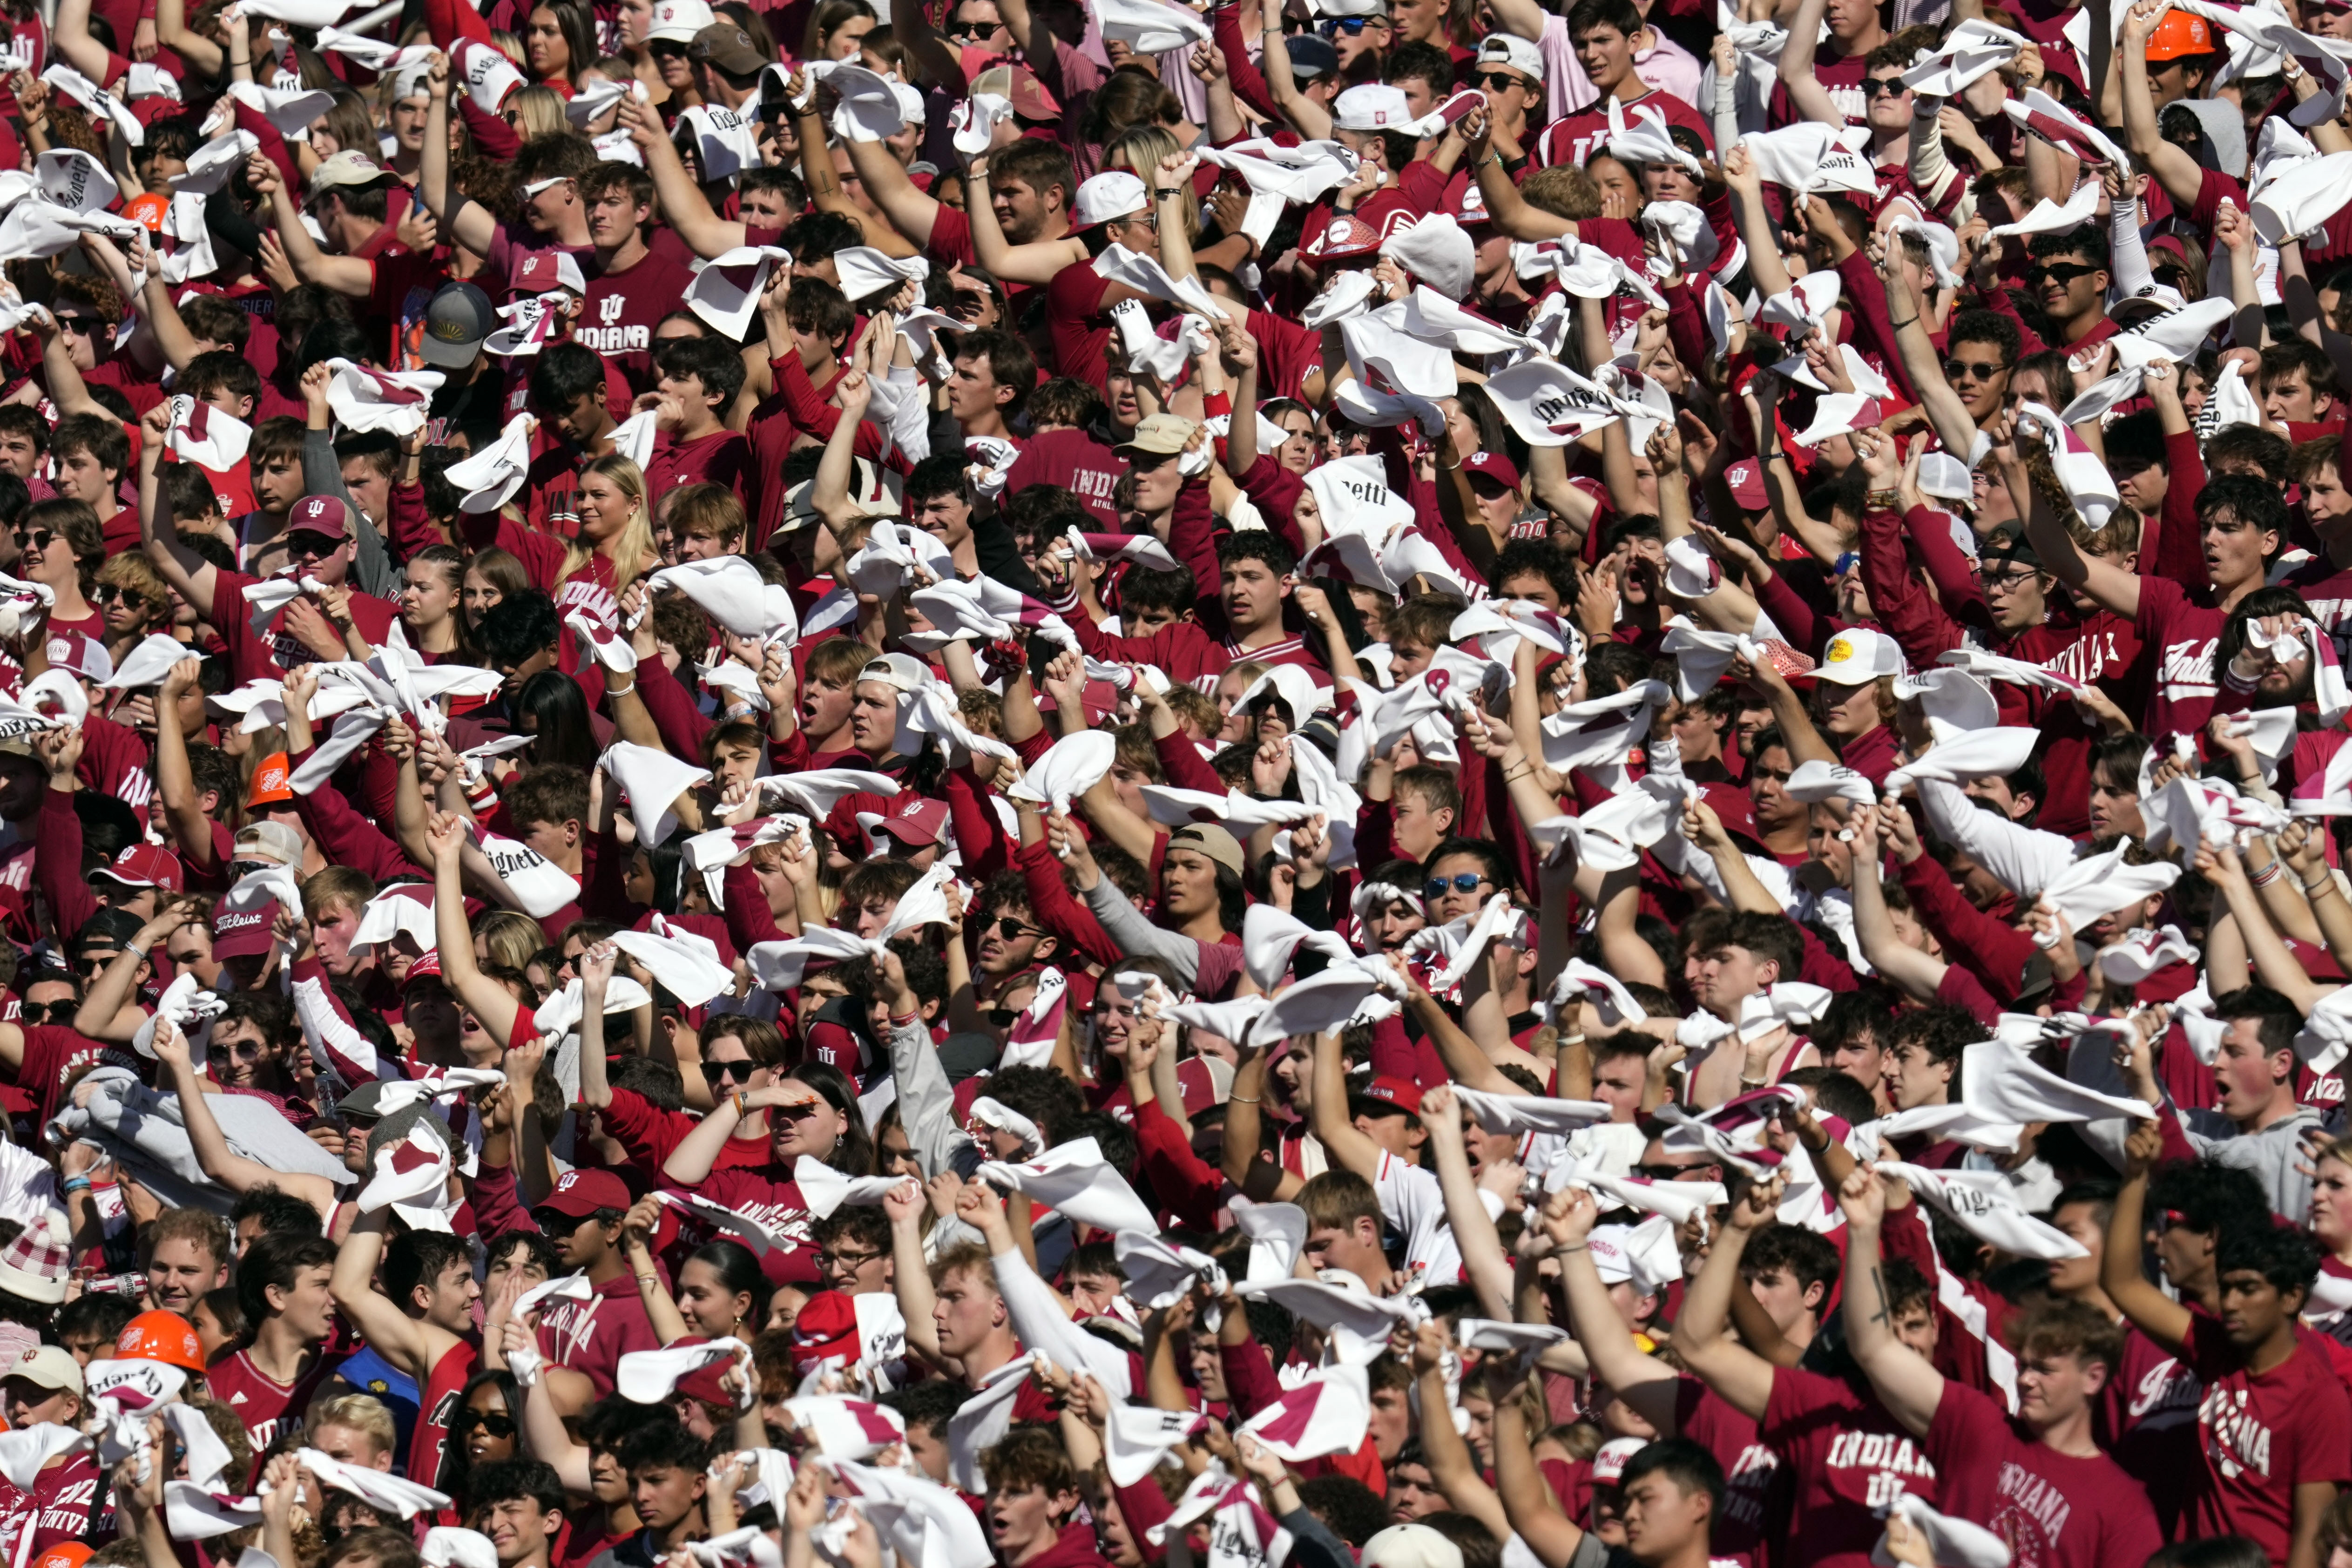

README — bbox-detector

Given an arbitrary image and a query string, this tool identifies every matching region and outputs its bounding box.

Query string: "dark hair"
[683,1239,773,1330]
[1781,1063,1878,1127]
[953,330,1037,418]
[439,1369,522,1498]
[1489,539,1578,601]
[477,590,563,671]
[2028,226,2111,271]
[54,1291,137,1347]
[2203,425,2294,485]
[1384,39,1453,91]
[529,341,611,414]
[484,1229,564,1282]
[780,1058,874,1175]
[1882,1003,1986,1069]
[1295,1477,1387,1546]
[904,453,975,509]
[182,351,263,411]
[50,414,128,482]
[1617,1438,1725,1517]
[879,1378,967,1439]
[1740,1223,1838,1304]
[236,1229,339,1326]
[2197,473,2290,555]
[1717,911,1804,986]
[617,1419,712,1474]
[2147,1157,2270,1240]
[514,669,598,772]
[1565,0,1641,38]
[385,1230,473,1309]
[230,1184,328,1242]
[466,1456,568,1518]
[1217,529,1298,577]
[504,764,592,837]
[656,334,747,408]
[2215,1222,2321,1299]
[1944,308,2021,366]
[2210,983,2305,1064]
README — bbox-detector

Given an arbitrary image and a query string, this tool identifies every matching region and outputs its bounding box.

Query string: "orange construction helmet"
[2146,9,2216,61]
[120,192,167,234]
[35,1544,93,1568]
[115,1309,206,1372]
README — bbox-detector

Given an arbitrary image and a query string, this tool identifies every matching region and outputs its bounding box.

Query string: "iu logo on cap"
[556,1172,578,1191]
[306,499,327,519]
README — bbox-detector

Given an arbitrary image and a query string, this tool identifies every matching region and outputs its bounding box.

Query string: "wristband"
[731,1091,748,1119]
[61,1177,90,1195]
[1867,487,1904,510]
[2312,875,2340,899]
[1888,316,1918,329]
[2252,860,2284,888]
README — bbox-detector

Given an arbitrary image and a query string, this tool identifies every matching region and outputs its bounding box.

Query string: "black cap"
[419,280,495,369]
[1286,34,1340,80]
[203,186,265,264]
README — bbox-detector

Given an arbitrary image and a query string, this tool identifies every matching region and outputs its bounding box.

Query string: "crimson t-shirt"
[1046,260,1115,393]
[208,1348,348,1471]
[0,1446,102,1555]
[1676,1375,1783,1568]
[535,1274,663,1399]
[2183,1313,2352,1562]
[1925,1381,2161,1568]
[2133,575,2225,741]
[578,248,699,395]
[1761,1365,1940,1568]
[1003,427,1121,525]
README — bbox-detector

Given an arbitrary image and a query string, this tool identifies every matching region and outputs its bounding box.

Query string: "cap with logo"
[1304,203,1408,262]
[4,1345,82,1397]
[245,755,295,811]
[285,494,355,542]
[419,281,497,369]
[876,797,952,848]
[94,843,184,894]
[1809,627,1908,685]
[510,250,589,297]
[1334,83,1415,130]
[1352,1073,1425,1118]
[1071,170,1149,229]
[2145,9,2215,59]
[116,1309,206,1371]
[790,1288,860,1370]
[1462,450,1521,492]
[647,0,716,42]
[1723,457,1768,510]
[44,633,111,684]
[537,1168,634,1220]
[690,22,768,74]
[1116,412,1199,459]
[35,1543,94,1568]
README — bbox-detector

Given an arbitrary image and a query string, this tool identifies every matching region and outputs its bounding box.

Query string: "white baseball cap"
[1475,34,1543,82]
[1071,169,1148,229]
[1917,451,1974,504]
[1812,627,1908,685]
[648,0,716,44]
[1334,83,1415,130]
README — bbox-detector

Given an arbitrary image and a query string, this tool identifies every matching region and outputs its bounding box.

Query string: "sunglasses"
[287,532,342,559]
[1635,1161,1713,1181]
[992,916,1040,941]
[12,529,52,552]
[1942,358,2008,383]
[453,1410,517,1438]
[1469,70,1525,91]
[701,1058,758,1085]
[208,1038,263,1061]
[649,39,686,55]
[944,19,1003,39]
[1833,551,1861,576]
[17,1001,75,1026]
[89,584,148,607]
[1861,76,1910,96]
[75,951,122,975]
[51,317,95,337]
[1320,16,1379,32]
[1424,872,1489,898]
[2028,262,2100,287]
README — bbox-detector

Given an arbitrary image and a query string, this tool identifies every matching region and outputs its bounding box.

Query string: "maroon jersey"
[1761,1365,1940,1568]
[410,1338,480,1491]
[2133,576,2227,741]
[577,249,697,395]
[0,1446,102,1558]
[10,1027,128,1126]
[1535,88,1714,169]
[1925,1382,2161,1568]
[1676,1375,1784,1568]
[1003,428,1121,526]
[208,1348,349,1465]
[2183,1313,2352,1564]
[535,1275,663,1400]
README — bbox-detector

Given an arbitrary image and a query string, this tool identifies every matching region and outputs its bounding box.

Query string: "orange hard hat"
[115,1309,205,1372]
[2146,9,2216,61]
[121,192,167,234]
[35,1544,93,1568]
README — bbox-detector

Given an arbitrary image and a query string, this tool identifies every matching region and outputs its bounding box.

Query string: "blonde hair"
[562,455,656,597]
[506,83,568,138]
[1104,126,1197,243]
[476,910,543,972]
[306,1393,396,1457]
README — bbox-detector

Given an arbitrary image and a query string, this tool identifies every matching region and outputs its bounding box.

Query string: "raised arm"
[623,97,747,257]
[427,810,526,1046]
[153,1019,338,1217]
[1544,1187,1683,1431]
[1307,1026,1386,1180]
[2003,417,2142,619]
[1419,1086,1514,1319]
[2103,1117,2195,1352]
[1669,1172,1781,1419]
[420,54,498,258]
[2117,0,2207,210]
[1835,1167,1945,1437]
[330,1207,438,1377]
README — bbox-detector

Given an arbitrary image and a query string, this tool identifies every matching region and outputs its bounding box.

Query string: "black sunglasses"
[17,1001,75,1026]
[945,19,1003,39]
[1942,358,2008,383]
[1861,76,1910,96]
[992,916,1040,941]
[1469,70,1525,91]
[13,529,52,551]
[453,1410,517,1438]
[1636,1161,1712,1181]
[701,1058,758,1085]
[2028,262,2100,286]
[1424,872,1489,898]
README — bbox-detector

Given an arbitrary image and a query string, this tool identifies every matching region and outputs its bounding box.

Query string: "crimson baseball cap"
[284,494,355,541]
[1352,1075,1423,1119]
[93,844,183,894]
[210,896,276,960]
[791,1289,860,1371]
[1462,451,1521,492]
[875,797,951,849]
[536,1168,633,1220]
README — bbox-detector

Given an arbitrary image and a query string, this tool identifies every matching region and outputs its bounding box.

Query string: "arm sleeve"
[33,790,96,944]
[1218,1335,1286,1414]
[1752,568,1829,657]
[1907,100,1960,210]
[385,481,440,562]
[1020,839,1126,971]
[1169,477,1223,604]
[885,1015,961,1178]
[632,655,715,761]
[2154,431,2209,591]
[292,967,400,1086]
[720,862,789,954]
[1895,852,2039,1003]
[302,428,363,519]
[1836,253,1922,406]
[1153,731,1227,795]
[461,1157,541,1237]
[1906,506,1994,630]
[940,767,1013,886]
[972,509,1050,601]
[1211,5,1277,121]
[1912,779,2078,900]
[1967,281,2048,356]
[2109,196,2158,300]
[1275,1509,1359,1568]
[1132,1095,1229,1229]
[591,1086,696,1178]
[1237,455,1309,561]
[288,749,426,882]
[1857,504,1960,667]
[1081,876,1204,987]
[1661,278,1712,382]
[989,1244,1135,1394]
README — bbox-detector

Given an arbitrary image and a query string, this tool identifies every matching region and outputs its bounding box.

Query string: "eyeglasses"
[1469,70,1525,91]
[1976,568,2040,591]
[13,529,52,552]
[701,1058,758,1085]
[1861,76,1910,96]
[1942,358,2008,383]
[821,1248,885,1270]
[2028,262,2100,287]
[75,951,121,976]
[1424,872,1490,898]
[208,1038,263,1061]
[453,1410,517,1438]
